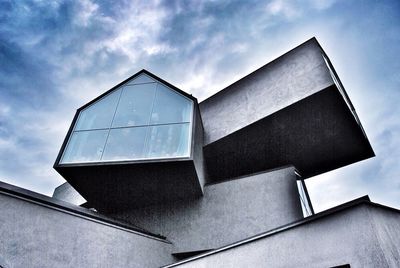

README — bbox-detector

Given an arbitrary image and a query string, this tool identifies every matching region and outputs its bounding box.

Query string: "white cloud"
[266,0,302,19]
[265,0,338,20]
[73,0,99,27]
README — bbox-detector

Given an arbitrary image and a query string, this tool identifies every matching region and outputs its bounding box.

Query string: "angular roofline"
[78,69,197,112]
[0,180,169,242]
[163,195,400,267]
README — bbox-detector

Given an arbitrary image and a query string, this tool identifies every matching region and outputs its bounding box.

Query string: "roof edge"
[162,195,397,267]
[78,69,198,112]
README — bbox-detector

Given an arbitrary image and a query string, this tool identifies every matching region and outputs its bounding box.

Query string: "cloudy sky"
[0,0,399,212]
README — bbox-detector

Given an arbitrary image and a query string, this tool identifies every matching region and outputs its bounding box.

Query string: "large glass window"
[60,74,193,164]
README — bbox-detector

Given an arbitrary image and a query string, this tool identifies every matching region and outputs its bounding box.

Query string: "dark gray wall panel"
[56,159,203,212]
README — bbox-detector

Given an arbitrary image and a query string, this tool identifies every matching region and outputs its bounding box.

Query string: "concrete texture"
[106,166,303,252]
[165,202,400,268]
[57,158,204,213]
[369,206,400,267]
[199,38,333,145]
[0,190,174,268]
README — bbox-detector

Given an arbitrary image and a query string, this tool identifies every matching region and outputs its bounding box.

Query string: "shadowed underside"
[203,85,374,182]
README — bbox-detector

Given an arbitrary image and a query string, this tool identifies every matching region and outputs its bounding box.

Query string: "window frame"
[55,70,197,167]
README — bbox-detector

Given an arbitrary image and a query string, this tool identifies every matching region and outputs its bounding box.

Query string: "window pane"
[126,73,155,85]
[112,84,156,127]
[61,130,108,163]
[102,127,148,161]
[150,84,192,124]
[75,89,121,130]
[146,123,190,158]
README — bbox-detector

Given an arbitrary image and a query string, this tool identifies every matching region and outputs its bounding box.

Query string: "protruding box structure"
[200,38,374,182]
[54,70,206,212]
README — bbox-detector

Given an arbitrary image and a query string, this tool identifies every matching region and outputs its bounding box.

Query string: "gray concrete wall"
[168,204,400,268]
[0,192,174,268]
[369,206,400,267]
[108,166,303,252]
[199,38,333,145]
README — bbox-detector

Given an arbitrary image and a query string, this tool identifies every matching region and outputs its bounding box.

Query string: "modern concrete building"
[1,37,399,268]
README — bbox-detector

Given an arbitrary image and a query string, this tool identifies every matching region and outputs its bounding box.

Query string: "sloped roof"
[78,69,197,113]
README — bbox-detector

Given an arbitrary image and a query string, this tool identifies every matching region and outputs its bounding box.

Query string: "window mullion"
[100,87,124,160]
[143,82,159,158]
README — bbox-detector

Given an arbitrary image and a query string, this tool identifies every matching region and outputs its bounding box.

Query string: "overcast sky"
[0,0,399,212]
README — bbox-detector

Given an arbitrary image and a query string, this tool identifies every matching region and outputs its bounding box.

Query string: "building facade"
[1,38,399,268]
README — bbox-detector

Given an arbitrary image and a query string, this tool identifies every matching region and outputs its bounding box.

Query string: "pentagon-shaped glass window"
[60,73,193,164]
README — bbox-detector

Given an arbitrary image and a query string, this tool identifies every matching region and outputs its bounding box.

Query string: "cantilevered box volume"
[54,70,206,211]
